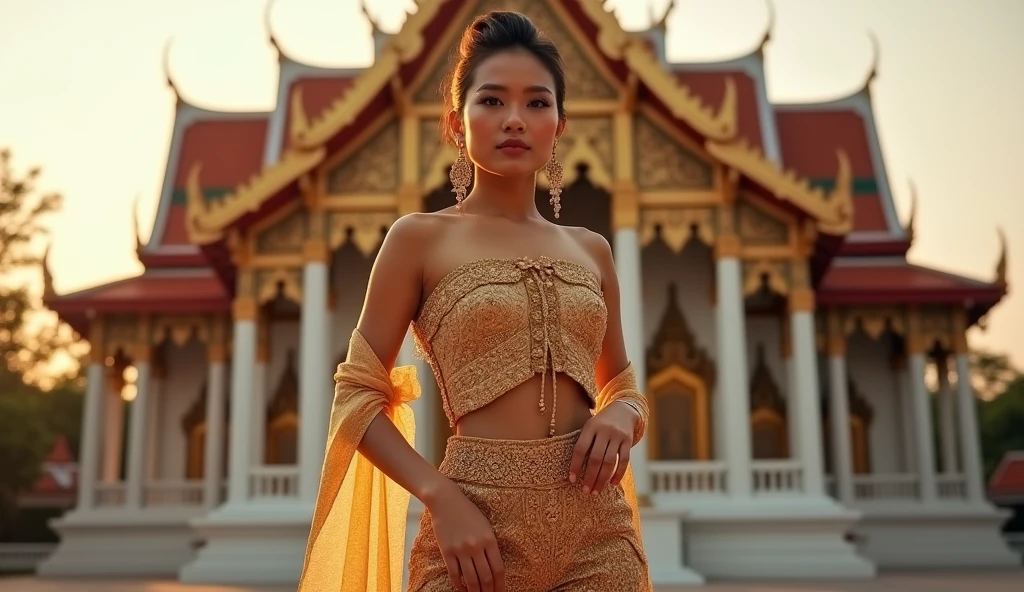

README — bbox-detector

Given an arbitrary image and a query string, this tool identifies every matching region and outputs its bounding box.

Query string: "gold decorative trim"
[186,147,326,242]
[640,207,714,252]
[328,211,397,257]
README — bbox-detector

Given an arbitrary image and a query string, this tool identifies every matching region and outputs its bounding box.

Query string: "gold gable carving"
[411,0,618,105]
[640,208,715,253]
[256,207,307,254]
[634,114,713,190]
[743,260,789,296]
[735,196,788,246]
[152,315,211,346]
[646,283,716,389]
[328,211,397,257]
[325,119,401,193]
[842,307,905,339]
[255,268,303,304]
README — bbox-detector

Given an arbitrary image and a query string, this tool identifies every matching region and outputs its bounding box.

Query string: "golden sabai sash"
[297,329,420,592]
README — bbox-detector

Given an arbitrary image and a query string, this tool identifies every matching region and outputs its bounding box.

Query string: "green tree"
[0,148,81,514]
[979,377,1024,480]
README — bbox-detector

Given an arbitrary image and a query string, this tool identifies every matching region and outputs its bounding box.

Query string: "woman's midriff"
[454,373,595,440]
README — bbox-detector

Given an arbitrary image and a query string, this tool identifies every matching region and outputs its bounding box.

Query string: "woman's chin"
[478,160,545,179]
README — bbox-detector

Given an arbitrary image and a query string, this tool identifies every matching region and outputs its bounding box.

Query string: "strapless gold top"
[411,256,607,436]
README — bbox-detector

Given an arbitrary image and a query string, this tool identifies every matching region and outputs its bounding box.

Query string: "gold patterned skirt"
[406,429,651,591]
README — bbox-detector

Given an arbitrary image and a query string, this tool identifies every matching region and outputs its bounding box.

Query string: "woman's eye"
[529,99,550,108]
[480,96,502,106]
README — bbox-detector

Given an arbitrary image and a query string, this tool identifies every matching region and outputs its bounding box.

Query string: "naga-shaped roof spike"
[758,0,775,53]
[995,226,1008,286]
[905,179,918,242]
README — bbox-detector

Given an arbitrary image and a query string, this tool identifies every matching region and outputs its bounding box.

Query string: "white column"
[893,358,917,472]
[125,357,151,509]
[826,351,854,504]
[614,226,650,499]
[251,320,268,467]
[145,371,163,479]
[299,251,331,502]
[102,375,125,483]
[790,296,825,497]
[714,249,752,497]
[935,355,959,474]
[227,301,257,504]
[204,348,227,510]
[955,352,985,504]
[781,319,799,462]
[77,360,106,510]
[907,351,938,503]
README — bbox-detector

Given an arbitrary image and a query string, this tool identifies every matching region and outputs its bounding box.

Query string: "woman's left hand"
[568,402,640,495]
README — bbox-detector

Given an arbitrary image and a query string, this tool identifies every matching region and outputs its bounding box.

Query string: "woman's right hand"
[423,479,505,592]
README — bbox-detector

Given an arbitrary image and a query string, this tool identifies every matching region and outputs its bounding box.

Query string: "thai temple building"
[39,0,1018,585]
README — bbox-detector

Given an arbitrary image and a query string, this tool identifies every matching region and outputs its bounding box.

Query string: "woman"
[298,11,652,592]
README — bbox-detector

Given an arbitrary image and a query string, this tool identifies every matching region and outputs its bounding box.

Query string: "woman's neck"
[462,168,542,222]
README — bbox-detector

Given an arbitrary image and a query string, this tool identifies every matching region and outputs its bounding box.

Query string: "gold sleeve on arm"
[297,328,421,592]
[595,361,649,445]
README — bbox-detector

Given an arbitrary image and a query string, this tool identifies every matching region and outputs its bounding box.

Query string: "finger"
[592,438,621,494]
[486,544,506,592]
[568,428,595,484]
[458,554,480,592]
[443,552,467,592]
[473,550,495,592]
[610,439,631,487]
[581,435,609,494]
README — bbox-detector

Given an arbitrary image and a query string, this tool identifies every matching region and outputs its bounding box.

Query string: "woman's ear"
[445,110,464,143]
[555,117,567,141]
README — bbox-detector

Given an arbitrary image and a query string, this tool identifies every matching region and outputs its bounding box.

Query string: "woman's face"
[450,48,565,179]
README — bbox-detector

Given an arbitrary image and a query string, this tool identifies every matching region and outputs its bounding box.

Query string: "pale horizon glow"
[1,0,1022,366]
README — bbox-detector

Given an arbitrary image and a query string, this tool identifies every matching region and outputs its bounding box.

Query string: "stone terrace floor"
[2,570,1023,592]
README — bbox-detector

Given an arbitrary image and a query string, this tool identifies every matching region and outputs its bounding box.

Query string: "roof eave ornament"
[42,242,55,299]
[264,0,287,62]
[362,0,382,36]
[905,179,917,242]
[162,37,181,107]
[651,0,675,31]
[133,193,144,253]
[861,30,880,95]
[758,0,775,54]
[995,226,1008,287]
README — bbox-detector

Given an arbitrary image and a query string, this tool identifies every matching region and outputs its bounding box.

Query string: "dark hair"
[442,11,567,144]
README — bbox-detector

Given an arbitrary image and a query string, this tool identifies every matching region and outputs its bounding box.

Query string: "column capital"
[396,183,421,216]
[788,288,815,313]
[303,238,329,263]
[714,233,741,260]
[233,297,258,321]
[611,181,640,231]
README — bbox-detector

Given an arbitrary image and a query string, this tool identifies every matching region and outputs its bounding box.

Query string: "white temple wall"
[157,339,208,480]
[845,332,901,474]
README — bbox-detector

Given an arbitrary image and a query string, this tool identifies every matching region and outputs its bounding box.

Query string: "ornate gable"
[410,0,620,105]
[634,112,714,191]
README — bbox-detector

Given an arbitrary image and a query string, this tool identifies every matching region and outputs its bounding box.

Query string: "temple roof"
[989,451,1024,505]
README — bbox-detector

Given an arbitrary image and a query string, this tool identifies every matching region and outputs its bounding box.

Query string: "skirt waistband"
[438,429,582,488]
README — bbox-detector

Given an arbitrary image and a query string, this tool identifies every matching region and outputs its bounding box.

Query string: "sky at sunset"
[1,0,1022,365]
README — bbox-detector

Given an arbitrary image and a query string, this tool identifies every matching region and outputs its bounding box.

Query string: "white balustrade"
[649,461,728,495]
[143,480,205,507]
[95,483,125,507]
[936,474,968,501]
[250,466,300,500]
[752,460,804,495]
[851,473,920,501]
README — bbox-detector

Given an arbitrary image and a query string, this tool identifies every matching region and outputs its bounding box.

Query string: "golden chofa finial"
[265,0,283,58]
[42,242,55,298]
[133,193,143,252]
[162,37,180,104]
[650,0,675,30]
[361,0,381,35]
[758,0,775,53]
[905,179,917,242]
[861,30,880,92]
[995,226,1008,286]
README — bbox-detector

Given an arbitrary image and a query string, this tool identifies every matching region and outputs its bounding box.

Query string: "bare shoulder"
[562,225,615,278]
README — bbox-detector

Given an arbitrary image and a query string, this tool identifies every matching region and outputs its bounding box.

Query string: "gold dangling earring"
[450,137,473,215]
[546,138,564,219]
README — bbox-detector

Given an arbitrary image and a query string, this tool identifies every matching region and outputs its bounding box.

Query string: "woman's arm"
[348,214,506,592]
[567,229,642,495]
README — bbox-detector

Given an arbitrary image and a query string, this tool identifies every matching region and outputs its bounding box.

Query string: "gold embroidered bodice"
[411,256,607,436]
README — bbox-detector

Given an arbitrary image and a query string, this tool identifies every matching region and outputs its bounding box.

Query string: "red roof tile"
[673,71,764,149]
[48,272,230,315]
[282,76,357,151]
[173,118,269,189]
[775,109,889,233]
[989,452,1024,501]
[818,260,1003,305]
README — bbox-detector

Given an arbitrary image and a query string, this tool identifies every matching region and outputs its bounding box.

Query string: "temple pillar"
[714,233,752,497]
[77,321,107,510]
[124,319,152,509]
[790,288,825,497]
[299,239,331,502]
[227,296,257,504]
[906,329,938,503]
[952,316,985,504]
[825,310,853,504]
[204,323,228,510]
[102,364,125,483]
[935,354,959,474]
[892,355,917,472]
[252,315,269,467]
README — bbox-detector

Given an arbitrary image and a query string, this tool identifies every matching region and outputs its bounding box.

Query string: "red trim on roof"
[47,273,230,314]
[818,261,1004,305]
[672,71,764,149]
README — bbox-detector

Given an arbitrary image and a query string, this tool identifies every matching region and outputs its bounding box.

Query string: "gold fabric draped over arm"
[297,329,421,592]
[595,361,651,534]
